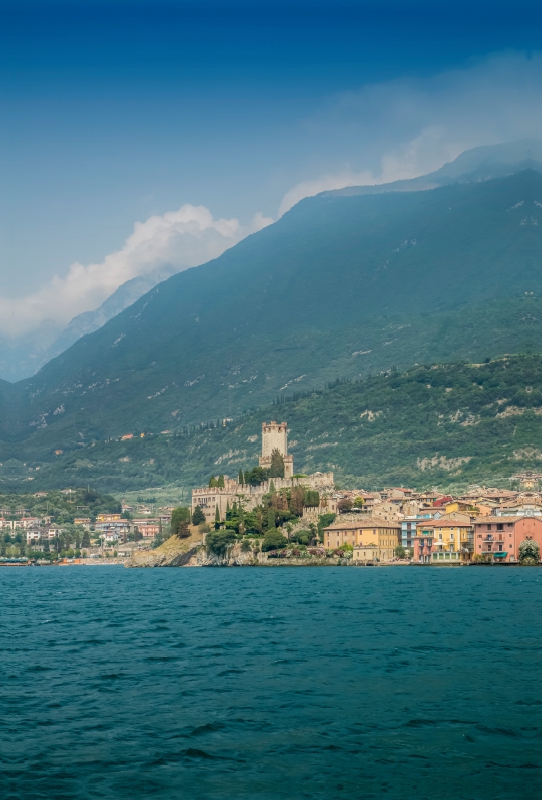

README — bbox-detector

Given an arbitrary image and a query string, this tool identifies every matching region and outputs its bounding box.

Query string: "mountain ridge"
[1,161,541,464]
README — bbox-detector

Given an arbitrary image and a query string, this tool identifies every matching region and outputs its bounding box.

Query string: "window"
[497,524,503,531]
[478,534,482,538]
[487,524,491,530]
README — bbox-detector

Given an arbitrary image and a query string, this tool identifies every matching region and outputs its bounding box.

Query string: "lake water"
[2,566,542,799]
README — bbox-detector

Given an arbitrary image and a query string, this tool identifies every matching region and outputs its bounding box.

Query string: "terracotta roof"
[474,515,542,523]
[324,515,401,531]
[500,501,542,508]
[417,520,473,529]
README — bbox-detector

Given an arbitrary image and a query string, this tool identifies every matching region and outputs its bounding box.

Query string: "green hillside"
[2,356,540,493]
[1,167,541,459]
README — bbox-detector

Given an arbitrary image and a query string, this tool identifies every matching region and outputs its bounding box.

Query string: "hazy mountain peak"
[323,139,542,199]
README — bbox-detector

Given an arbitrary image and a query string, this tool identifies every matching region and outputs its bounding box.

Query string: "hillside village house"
[473,515,542,563]
[132,519,161,537]
[323,515,401,561]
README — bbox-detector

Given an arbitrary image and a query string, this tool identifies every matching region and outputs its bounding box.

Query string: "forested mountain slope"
[2,356,540,493]
[1,167,542,457]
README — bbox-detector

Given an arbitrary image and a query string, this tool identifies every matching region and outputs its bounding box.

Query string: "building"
[473,515,542,563]
[414,520,474,564]
[352,544,381,563]
[74,517,91,529]
[444,500,481,517]
[323,515,401,561]
[258,421,294,479]
[132,519,161,537]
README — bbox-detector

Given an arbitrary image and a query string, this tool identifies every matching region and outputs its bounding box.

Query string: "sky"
[2,0,542,337]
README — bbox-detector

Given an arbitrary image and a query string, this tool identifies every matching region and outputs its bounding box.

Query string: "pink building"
[473,515,542,562]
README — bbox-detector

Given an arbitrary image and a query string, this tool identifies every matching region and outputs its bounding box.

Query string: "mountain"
[326,138,542,197]
[2,356,540,492]
[0,266,180,383]
[1,143,542,468]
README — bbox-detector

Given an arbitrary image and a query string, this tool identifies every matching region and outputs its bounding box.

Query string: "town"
[3,420,541,567]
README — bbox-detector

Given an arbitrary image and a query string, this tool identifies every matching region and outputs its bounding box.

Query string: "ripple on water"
[1,566,542,799]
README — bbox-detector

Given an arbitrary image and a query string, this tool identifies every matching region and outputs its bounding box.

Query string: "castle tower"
[259,420,293,479]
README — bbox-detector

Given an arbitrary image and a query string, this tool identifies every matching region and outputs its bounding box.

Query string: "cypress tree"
[192,505,205,526]
[217,475,225,488]
[269,448,285,478]
[238,469,244,485]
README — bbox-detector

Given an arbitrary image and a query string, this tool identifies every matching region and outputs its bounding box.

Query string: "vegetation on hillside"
[2,354,540,493]
[1,170,541,455]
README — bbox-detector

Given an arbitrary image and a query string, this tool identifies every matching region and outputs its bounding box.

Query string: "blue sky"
[2,0,542,334]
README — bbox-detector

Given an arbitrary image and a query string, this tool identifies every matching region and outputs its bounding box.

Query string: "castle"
[191,420,334,523]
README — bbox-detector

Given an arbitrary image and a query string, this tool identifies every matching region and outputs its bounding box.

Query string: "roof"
[475,515,542,523]
[417,520,473,529]
[324,515,401,531]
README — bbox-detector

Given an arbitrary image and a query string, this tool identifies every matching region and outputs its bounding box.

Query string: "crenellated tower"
[259,420,293,479]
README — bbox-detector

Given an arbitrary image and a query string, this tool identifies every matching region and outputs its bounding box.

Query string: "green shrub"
[261,529,288,551]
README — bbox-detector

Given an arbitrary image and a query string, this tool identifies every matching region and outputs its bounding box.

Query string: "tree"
[192,505,205,526]
[317,513,336,542]
[244,467,268,486]
[238,469,244,485]
[304,490,320,508]
[261,529,288,551]
[518,539,540,565]
[209,476,218,487]
[291,529,311,545]
[214,505,221,529]
[177,520,190,539]
[269,449,285,478]
[171,506,191,536]
[81,531,91,548]
[353,497,365,508]
[217,475,225,488]
[338,498,353,514]
[206,529,237,556]
[394,545,406,558]
[289,486,304,516]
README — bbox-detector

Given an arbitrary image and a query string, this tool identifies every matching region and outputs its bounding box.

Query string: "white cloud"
[0,205,272,336]
[279,51,542,214]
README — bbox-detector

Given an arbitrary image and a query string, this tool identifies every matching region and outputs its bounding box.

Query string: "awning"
[493,552,508,558]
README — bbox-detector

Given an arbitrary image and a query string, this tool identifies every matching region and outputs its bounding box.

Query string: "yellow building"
[444,500,480,517]
[323,515,400,561]
[418,520,473,562]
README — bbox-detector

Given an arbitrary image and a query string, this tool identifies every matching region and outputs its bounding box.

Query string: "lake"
[1,566,541,799]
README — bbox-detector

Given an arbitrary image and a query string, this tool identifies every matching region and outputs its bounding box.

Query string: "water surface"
[2,566,542,799]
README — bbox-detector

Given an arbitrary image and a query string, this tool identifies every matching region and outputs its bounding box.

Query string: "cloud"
[0,205,272,336]
[279,50,542,214]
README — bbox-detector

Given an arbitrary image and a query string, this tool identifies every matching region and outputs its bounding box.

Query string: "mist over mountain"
[1,142,541,484]
[0,266,180,382]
